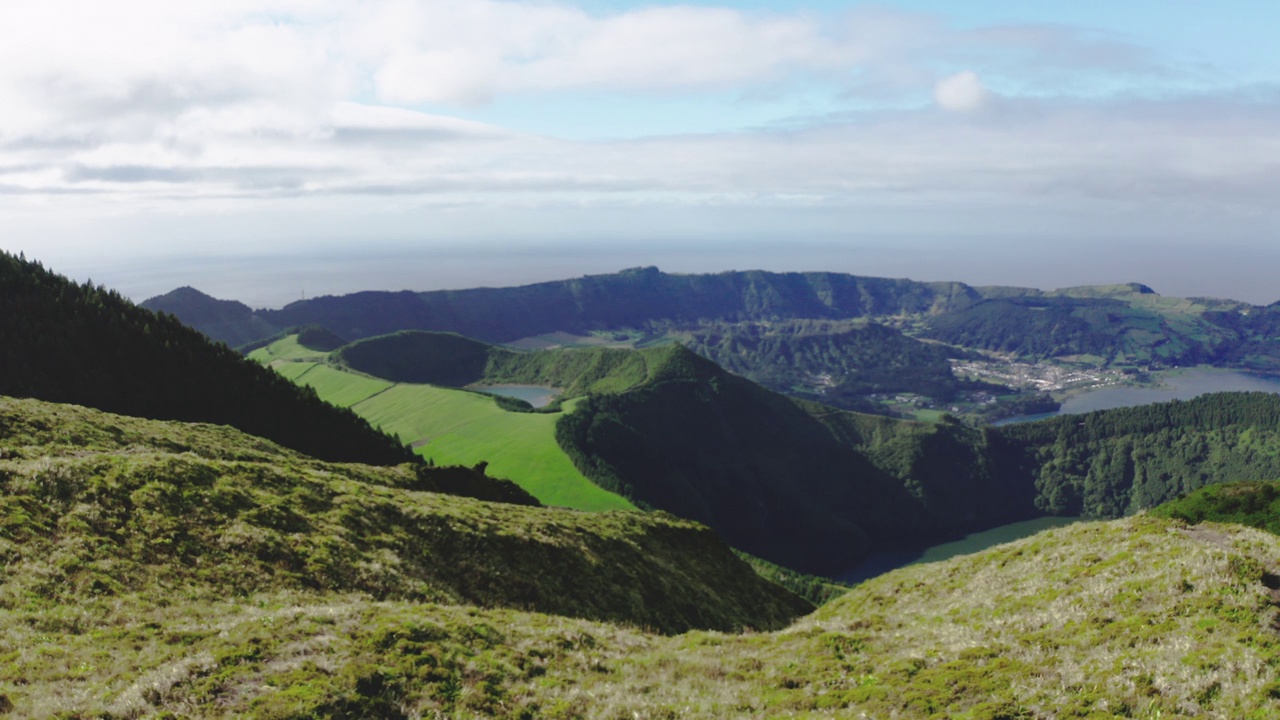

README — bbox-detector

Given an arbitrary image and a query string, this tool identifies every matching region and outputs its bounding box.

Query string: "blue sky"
[1,0,1277,305]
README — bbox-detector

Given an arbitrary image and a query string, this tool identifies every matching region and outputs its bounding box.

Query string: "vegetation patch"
[254,334,636,511]
[0,251,411,466]
[0,397,786,635]
[5,516,1280,718]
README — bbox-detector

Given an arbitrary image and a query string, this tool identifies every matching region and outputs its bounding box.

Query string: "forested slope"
[1001,392,1280,516]
[673,319,995,403]
[0,251,411,465]
[555,349,1034,572]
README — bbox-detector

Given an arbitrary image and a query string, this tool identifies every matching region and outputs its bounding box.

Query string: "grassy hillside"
[7,500,1280,718]
[0,396,808,634]
[252,335,635,512]
[0,251,412,466]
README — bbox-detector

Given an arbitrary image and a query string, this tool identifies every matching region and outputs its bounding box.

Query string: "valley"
[249,325,1280,580]
[8,251,1280,717]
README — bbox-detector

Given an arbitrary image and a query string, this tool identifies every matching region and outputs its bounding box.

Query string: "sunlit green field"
[254,336,634,512]
[248,335,331,364]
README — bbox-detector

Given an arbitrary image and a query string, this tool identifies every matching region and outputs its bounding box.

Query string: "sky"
[2,0,1278,307]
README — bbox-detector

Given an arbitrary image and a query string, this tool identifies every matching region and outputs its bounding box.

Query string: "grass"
[356,387,630,511]
[7,397,1280,718]
[0,396,804,636]
[254,336,634,512]
[287,364,393,409]
[247,335,332,364]
[6,508,1280,718]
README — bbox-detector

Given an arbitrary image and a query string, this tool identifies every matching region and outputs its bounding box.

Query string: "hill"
[1152,479,1280,535]
[148,269,1280,426]
[140,286,276,347]
[920,294,1239,365]
[0,396,810,635]
[0,251,411,466]
[999,391,1280,517]
[262,330,1280,574]
[145,268,1276,375]
[7,492,1280,718]
[264,331,1030,572]
[556,349,1036,572]
[334,330,665,396]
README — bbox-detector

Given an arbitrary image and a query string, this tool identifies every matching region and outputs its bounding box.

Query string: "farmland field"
[254,336,635,511]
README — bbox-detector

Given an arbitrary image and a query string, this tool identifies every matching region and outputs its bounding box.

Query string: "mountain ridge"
[145,267,988,346]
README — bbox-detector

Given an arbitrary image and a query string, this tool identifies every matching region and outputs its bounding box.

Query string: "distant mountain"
[921,294,1239,364]
[0,251,412,466]
[149,267,1280,377]
[147,266,984,346]
[141,286,276,347]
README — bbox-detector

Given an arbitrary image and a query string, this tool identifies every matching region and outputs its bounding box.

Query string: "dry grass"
[5,516,1280,718]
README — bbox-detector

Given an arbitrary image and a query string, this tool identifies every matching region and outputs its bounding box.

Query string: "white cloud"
[0,0,1273,233]
[359,2,858,104]
[933,71,991,113]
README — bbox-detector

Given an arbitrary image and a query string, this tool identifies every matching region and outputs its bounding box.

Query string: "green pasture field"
[247,335,331,364]
[255,336,635,512]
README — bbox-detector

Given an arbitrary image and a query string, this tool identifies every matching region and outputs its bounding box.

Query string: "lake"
[471,384,559,408]
[836,516,1082,585]
[997,367,1280,425]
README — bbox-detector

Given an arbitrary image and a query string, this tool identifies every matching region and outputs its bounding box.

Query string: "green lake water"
[837,515,1082,585]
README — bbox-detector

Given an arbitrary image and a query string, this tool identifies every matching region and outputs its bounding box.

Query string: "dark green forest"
[1000,392,1280,517]
[0,251,411,466]
[672,319,999,403]
[556,353,1280,571]
[553,346,1034,572]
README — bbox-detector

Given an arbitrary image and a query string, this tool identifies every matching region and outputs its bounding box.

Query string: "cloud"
[933,71,992,113]
[359,3,863,104]
[0,0,1274,234]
